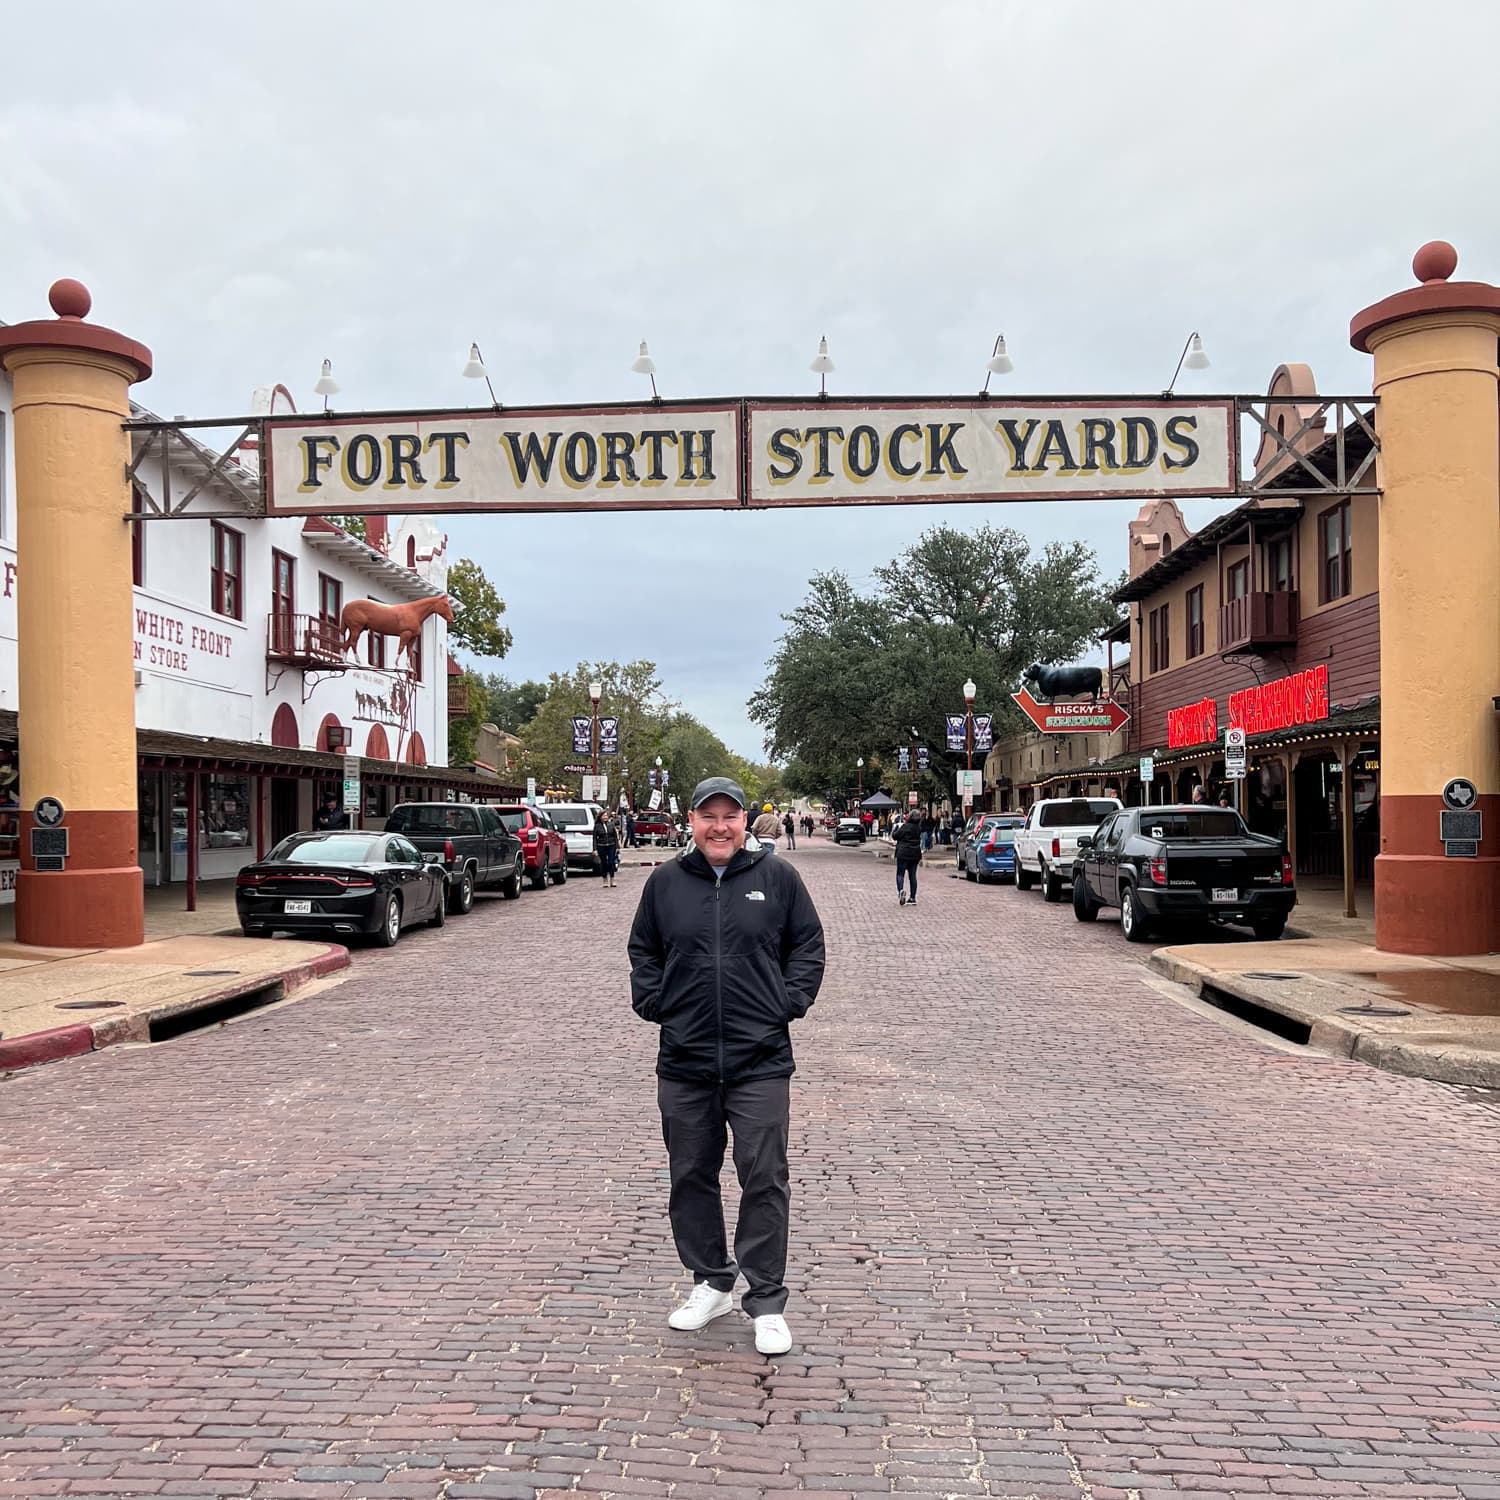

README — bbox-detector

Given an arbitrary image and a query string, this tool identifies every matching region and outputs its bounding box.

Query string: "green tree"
[751,523,1118,789]
[446,557,513,661]
[480,673,548,734]
[519,661,670,795]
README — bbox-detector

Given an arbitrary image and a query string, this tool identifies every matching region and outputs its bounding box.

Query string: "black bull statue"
[1024,662,1104,703]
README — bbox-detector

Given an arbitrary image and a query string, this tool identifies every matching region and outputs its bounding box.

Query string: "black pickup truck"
[1070,804,1295,943]
[384,802,525,915]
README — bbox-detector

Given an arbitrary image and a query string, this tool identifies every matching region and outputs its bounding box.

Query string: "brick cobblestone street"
[4,839,1500,1500]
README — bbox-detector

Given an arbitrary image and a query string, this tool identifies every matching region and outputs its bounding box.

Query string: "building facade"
[0,380,504,906]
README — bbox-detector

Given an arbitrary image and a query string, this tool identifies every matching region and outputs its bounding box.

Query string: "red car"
[490,804,569,888]
[633,810,682,847]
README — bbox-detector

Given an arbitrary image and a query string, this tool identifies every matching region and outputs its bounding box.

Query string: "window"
[318,573,342,625]
[1148,603,1169,674]
[1266,535,1293,593]
[1160,533,1172,555]
[1226,559,1249,601]
[210,523,243,619]
[271,551,295,652]
[1319,501,1352,602]
[366,598,386,667]
[1186,585,1204,658]
[201,774,252,848]
[409,623,423,681]
[406,536,417,569]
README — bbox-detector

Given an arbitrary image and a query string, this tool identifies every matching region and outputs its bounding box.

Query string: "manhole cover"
[55,1000,127,1011]
[183,969,240,978]
[1337,1003,1412,1018]
[1243,972,1302,981]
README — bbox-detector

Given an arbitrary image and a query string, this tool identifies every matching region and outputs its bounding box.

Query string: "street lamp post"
[588,679,602,780]
[655,755,663,807]
[962,678,977,813]
[856,756,864,801]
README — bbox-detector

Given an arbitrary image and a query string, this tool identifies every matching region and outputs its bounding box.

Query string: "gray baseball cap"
[690,776,747,811]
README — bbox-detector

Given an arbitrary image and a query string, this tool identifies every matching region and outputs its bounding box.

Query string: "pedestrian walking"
[893,808,923,906]
[949,808,964,846]
[920,810,935,852]
[624,810,637,847]
[752,803,782,853]
[594,807,621,887]
[782,810,796,849]
[628,776,826,1356]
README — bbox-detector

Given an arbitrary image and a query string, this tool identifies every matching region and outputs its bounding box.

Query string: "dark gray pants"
[657,1075,791,1317]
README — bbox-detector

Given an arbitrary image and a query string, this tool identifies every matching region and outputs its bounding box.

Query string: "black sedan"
[236,831,448,946]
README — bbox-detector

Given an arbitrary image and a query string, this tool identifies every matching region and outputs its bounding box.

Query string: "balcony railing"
[1219,590,1299,654]
[448,677,471,716]
[266,613,348,669]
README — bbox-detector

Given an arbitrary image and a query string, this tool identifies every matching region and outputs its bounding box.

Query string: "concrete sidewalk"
[1154,938,1500,1088]
[0,932,349,1076]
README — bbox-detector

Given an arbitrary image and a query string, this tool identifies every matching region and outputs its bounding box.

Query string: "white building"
[0,381,509,905]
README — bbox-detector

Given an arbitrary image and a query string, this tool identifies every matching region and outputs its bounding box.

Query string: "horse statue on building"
[340,594,454,665]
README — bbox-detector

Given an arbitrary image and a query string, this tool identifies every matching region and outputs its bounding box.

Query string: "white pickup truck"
[1012,796,1123,903]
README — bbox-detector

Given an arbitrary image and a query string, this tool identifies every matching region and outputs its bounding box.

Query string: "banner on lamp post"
[571,717,592,755]
[916,747,930,770]
[598,716,619,754]
[896,746,911,772]
[945,715,966,752]
[973,714,993,752]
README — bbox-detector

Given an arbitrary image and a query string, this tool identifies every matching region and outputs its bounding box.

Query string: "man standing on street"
[782,809,796,849]
[628,776,825,1356]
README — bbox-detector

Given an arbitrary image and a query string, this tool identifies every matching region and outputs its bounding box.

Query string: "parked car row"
[972,795,1298,945]
[236,798,629,946]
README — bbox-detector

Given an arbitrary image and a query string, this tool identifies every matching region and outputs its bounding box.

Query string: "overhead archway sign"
[263,396,1236,516]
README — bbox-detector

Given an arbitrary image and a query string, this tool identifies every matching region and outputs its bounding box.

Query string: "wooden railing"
[1219,590,1298,653]
[266,613,347,667]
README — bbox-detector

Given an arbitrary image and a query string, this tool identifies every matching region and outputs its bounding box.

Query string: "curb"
[1148,950,1500,1089]
[0,941,351,1079]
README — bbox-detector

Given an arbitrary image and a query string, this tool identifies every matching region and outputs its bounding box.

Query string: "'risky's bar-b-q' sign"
[264,402,741,515]
[745,399,1234,506]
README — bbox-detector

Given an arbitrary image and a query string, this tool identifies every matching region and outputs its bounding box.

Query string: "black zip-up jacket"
[628,843,825,1083]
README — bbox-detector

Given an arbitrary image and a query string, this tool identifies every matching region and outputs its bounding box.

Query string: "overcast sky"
[4,2,1495,757]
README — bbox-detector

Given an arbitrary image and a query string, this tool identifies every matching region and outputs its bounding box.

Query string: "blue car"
[963,816,1024,884]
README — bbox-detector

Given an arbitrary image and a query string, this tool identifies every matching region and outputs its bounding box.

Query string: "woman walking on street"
[594,807,622,887]
[893,810,924,906]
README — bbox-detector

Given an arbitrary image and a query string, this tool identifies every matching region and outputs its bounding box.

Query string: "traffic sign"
[1011,688,1130,735]
[1224,725,1247,781]
[1139,757,1155,783]
[1442,777,1478,811]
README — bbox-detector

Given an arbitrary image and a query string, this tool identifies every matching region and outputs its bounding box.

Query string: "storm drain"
[148,981,284,1043]
[55,1000,127,1011]
[1199,982,1311,1045]
[1242,971,1302,981]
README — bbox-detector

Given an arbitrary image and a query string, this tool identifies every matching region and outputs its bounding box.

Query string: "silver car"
[545,801,604,870]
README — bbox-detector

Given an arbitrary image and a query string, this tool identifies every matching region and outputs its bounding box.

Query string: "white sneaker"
[668,1283,734,1331]
[753,1313,793,1355]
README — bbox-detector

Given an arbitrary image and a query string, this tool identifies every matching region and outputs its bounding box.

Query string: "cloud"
[4,0,1495,758]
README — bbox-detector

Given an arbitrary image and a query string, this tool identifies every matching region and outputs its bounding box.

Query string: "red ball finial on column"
[1412,241,1458,285]
[48,279,93,320]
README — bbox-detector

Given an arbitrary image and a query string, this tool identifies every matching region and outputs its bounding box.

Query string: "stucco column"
[1351,242,1500,954]
[0,281,153,947]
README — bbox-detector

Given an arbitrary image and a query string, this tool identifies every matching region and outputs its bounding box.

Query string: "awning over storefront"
[0,710,520,798]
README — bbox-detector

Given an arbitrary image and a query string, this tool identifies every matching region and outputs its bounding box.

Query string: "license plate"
[1211,887,1237,903]
[284,899,312,914]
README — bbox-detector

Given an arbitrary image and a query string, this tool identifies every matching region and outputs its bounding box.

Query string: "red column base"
[15,865,145,948]
[1375,853,1500,956]
[15,809,144,948]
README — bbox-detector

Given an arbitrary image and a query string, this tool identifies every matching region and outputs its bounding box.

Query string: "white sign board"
[669,795,679,815]
[908,791,919,806]
[266,404,741,516]
[1139,756,1155,783]
[956,769,983,797]
[525,776,536,805]
[649,788,663,810]
[582,774,608,803]
[1225,726,1247,780]
[747,400,1234,507]
[342,753,361,812]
